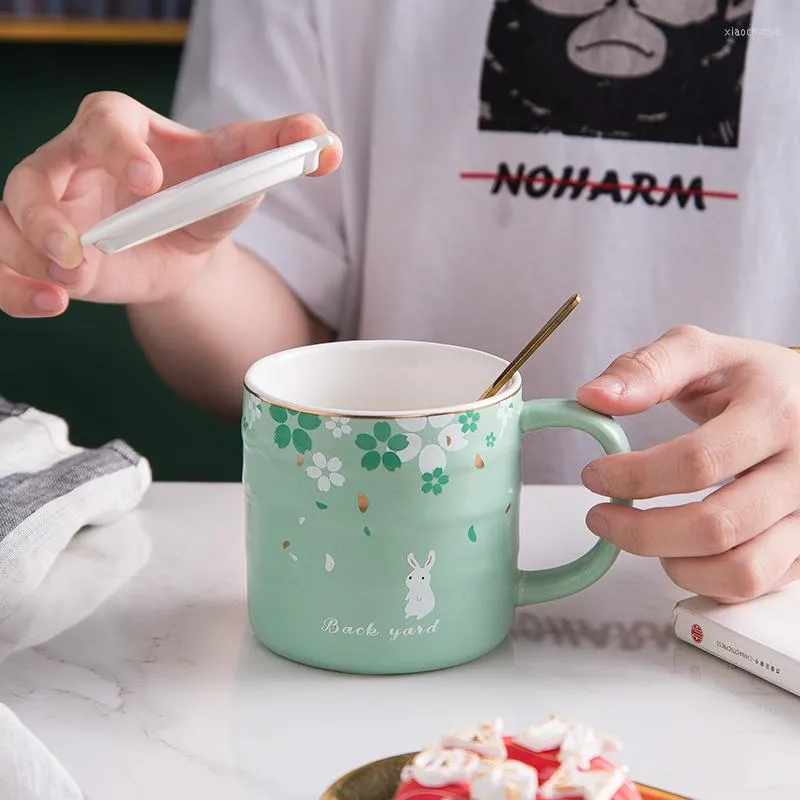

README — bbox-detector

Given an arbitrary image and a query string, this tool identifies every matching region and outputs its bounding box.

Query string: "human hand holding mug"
[578,326,800,602]
[242,340,632,674]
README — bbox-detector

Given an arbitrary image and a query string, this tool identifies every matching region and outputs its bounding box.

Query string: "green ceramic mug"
[242,340,631,674]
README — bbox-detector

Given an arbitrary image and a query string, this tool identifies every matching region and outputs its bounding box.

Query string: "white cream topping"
[400,747,481,788]
[513,716,574,753]
[558,723,621,769]
[513,716,621,768]
[401,716,629,800]
[441,718,508,760]
[470,759,538,800]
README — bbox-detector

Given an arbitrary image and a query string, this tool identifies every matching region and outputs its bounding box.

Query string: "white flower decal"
[243,394,263,430]
[325,416,352,439]
[397,414,470,473]
[305,452,345,492]
[496,401,514,438]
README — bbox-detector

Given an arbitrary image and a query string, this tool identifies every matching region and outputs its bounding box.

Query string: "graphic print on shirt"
[479,0,756,147]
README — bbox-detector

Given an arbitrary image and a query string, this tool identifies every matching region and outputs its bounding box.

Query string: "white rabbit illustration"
[405,551,436,620]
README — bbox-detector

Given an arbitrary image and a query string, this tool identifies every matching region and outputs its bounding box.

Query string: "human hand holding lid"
[0,91,341,318]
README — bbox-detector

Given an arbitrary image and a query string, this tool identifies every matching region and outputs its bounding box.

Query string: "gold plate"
[321,752,693,800]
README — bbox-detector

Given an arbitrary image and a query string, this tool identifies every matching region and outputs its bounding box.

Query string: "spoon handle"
[479,293,581,401]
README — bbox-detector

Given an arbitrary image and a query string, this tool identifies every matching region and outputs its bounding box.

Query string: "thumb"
[575,325,728,416]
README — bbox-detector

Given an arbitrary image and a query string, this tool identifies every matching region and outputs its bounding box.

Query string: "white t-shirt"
[173,0,800,484]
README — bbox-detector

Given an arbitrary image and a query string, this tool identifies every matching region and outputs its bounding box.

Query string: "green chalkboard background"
[0,41,242,481]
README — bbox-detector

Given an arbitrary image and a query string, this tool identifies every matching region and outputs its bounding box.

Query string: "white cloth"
[0,398,152,799]
[173,0,800,484]
[0,705,83,800]
[0,400,151,622]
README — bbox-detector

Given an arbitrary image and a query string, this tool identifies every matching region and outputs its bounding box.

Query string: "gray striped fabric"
[0,441,140,543]
[0,399,29,421]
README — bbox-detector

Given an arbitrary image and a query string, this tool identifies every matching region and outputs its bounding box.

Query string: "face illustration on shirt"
[480,0,757,146]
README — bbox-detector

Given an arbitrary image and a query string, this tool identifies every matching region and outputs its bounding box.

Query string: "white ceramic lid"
[80,134,334,255]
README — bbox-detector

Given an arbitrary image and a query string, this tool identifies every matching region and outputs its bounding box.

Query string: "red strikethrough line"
[459,171,739,200]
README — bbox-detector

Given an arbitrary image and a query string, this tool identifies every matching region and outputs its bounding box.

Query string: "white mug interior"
[243,340,521,417]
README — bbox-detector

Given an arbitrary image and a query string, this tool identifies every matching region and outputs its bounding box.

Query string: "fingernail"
[581,465,608,495]
[586,510,609,538]
[127,159,154,189]
[32,289,63,312]
[583,375,624,396]
[44,230,82,267]
[48,260,81,286]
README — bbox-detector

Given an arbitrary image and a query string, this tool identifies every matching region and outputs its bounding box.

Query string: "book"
[62,0,95,16]
[0,0,192,16]
[151,0,190,19]
[7,0,35,15]
[673,582,800,697]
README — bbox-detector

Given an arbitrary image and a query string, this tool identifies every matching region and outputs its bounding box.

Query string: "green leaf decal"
[298,413,321,431]
[316,501,328,510]
[269,405,288,423]
[292,428,312,454]
[387,434,409,452]
[467,525,477,543]
[373,421,391,443]
[274,425,291,449]
[355,434,377,451]
[364,526,372,536]
[382,451,402,472]
[361,451,381,471]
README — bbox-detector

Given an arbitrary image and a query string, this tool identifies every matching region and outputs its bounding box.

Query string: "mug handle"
[515,398,632,606]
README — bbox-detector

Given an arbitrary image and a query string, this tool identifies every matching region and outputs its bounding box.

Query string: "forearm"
[126,239,331,420]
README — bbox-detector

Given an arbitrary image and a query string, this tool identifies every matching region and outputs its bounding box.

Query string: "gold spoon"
[479,293,581,401]
[480,313,797,403]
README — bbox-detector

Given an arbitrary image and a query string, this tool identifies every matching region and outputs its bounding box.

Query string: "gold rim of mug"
[241,377,522,420]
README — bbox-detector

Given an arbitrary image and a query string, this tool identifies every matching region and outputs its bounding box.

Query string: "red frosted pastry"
[394,717,642,800]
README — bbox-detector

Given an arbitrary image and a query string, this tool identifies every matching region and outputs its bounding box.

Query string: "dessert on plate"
[394,716,641,800]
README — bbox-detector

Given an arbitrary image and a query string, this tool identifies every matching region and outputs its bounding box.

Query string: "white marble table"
[1,483,798,799]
